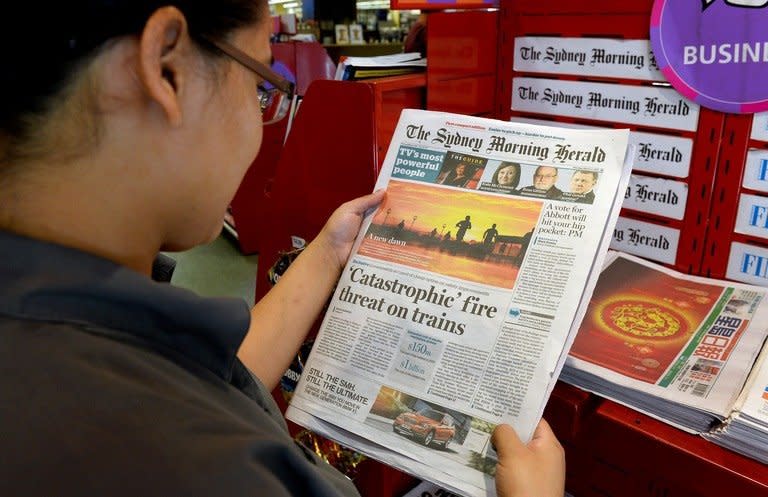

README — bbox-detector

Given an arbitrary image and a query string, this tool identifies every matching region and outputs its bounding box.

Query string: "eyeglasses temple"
[208,38,295,97]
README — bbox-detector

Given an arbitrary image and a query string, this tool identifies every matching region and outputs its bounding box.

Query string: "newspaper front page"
[286,109,630,497]
[564,252,768,433]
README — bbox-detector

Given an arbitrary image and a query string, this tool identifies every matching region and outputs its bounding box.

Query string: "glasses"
[204,38,296,125]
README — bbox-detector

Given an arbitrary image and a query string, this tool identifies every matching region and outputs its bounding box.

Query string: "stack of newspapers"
[704,343,768,463]
[561,251,768,444]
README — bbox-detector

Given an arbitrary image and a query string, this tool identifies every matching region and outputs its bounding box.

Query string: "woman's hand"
[315,189,385,269]
[493,420,565,497]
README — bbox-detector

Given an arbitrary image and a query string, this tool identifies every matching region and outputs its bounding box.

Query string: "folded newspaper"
[562,251,768,438]
[286,109,632,497]
[705,342,768,463]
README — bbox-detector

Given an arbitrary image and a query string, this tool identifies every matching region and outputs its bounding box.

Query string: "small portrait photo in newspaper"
[435,152,487,189]
[559,169,599,204]
[477,160,522,195]
[517,164,567,200]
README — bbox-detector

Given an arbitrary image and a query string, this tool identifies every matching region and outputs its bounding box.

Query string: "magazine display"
[333,53,426,81]
[562,251,768,436]
[286,109,631,497]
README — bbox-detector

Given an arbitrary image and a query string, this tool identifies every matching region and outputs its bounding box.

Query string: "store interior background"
[270,0,422,53]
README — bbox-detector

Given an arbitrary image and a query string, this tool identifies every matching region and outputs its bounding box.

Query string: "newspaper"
[562,251,768,436]
[286,109,631,497]
[704,338,768,462]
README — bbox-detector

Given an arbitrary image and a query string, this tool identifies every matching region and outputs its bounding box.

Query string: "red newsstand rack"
[702,113,768,287]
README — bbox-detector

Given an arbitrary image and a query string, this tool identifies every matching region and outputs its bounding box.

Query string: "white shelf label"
[727,241,768,287]
[734,193,768,240]
[751,112,768,143]
[743,149,768,193]
[623,175,689,220]
[611,217,680,265]
[513,37,664,81]
[512,77,701,132]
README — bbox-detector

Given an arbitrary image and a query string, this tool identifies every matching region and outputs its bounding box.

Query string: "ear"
[136,7,190,127]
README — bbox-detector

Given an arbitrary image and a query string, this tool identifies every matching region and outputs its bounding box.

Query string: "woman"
[492,161,521,191]
[0,2,563,496]
[438,162,474,187]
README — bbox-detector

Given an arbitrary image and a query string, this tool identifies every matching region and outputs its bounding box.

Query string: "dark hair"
[0,1,265,135]
[492,161,520,189]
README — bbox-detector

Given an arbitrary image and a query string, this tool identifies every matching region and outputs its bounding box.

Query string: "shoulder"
[0,319,358,497]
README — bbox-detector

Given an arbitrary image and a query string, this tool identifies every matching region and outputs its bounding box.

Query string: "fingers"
[491,423,525,459]
[493,420,565,497]
[494,420,562,456]
[344,189,385,216]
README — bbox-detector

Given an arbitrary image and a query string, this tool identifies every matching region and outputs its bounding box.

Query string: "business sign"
[651,0,768,113]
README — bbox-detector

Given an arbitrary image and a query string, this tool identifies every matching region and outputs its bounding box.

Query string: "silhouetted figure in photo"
[430,228,438,238]
[390,219,406,239]
[439,231,452,253]
[455,215,472,242]
[483,224,498,247]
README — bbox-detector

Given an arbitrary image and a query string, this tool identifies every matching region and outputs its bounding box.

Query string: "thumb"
[530,418,557,443]
[491,423,526,460]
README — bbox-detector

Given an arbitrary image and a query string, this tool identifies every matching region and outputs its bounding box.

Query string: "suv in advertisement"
[393,407,455,448]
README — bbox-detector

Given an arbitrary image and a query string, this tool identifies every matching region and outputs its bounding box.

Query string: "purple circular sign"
[651,0,768,114]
